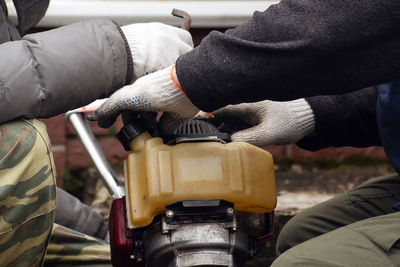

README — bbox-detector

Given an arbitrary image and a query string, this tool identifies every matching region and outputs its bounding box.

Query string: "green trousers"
[273,173,400,266]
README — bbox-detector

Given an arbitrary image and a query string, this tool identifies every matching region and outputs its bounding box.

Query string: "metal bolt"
[166,210,174,218]
[172,9,191,31]
[226,207,234,216]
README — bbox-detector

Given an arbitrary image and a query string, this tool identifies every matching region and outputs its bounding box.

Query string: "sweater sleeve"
[296,87,381,150]
[176,0,400,112]
[0,19,132,123]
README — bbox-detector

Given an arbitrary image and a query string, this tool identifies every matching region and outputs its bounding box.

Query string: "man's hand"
[89,65,199,128]
[208,99,315,147]
[122,23,193,80]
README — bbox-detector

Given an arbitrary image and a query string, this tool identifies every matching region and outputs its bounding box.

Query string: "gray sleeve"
[55,187,108,241]
[0,19,129,123]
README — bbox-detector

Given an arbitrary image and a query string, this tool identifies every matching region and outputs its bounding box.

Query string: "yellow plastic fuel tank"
[124,132,276,229]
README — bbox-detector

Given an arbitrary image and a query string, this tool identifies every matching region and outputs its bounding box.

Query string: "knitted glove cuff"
[137,65,199,117]
[287,98,315,137]
[121,25,144,80]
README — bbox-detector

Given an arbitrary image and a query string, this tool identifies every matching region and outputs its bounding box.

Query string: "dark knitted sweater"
[177,0,400,110]
[176,0,399,149]
[298,87,381,150]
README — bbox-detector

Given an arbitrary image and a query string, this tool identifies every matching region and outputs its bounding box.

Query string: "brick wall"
[40,115,129,185]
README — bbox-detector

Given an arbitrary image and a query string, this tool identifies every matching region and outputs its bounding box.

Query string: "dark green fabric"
[273,212,400,266]
[274,173,400,266]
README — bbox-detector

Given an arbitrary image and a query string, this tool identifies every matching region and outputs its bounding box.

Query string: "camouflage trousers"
[0,119,111,267]
[45,224,111,267]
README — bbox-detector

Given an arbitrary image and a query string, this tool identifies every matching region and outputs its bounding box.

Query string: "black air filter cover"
[163,119,231,145]
[175,119,219,135]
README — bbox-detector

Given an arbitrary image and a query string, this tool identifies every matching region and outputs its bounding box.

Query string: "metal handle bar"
[65,111,125,199]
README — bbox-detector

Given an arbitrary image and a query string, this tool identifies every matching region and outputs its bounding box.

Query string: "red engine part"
[109,197,144,267]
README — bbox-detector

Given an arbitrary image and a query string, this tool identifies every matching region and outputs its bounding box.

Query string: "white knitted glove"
[89,65,199,128]
[121,23,193,80]
[209,99,315,147]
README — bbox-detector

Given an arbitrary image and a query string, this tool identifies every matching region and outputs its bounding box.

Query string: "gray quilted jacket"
[0,0,131,123]
[0,0,131,239]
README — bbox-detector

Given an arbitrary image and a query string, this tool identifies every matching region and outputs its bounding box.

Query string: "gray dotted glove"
[208,99,315,147]
[89,65,199,128]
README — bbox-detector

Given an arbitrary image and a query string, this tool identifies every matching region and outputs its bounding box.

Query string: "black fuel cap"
[117,123,145,151]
